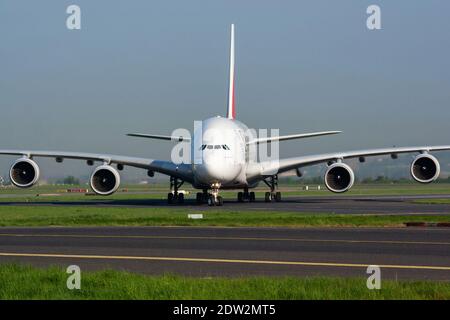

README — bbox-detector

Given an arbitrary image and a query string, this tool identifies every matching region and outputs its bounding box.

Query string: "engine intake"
[9,158,40,188]
[410,154,440,183]
[324,163,354,193]
[90,165,120,195]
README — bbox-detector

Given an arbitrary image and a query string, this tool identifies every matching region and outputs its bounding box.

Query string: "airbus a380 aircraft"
[2,25,450,206]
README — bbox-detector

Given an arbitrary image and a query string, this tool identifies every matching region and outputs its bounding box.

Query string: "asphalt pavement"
[0,226,448,280]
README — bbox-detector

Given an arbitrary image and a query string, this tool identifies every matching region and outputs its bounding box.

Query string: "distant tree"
[57,176,80,185]
[375,175,387,183]
[361,177,374,184]
[437,176,450,184]
[298,177,322,185]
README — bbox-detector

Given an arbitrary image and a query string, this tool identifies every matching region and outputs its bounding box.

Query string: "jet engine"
[324,163,354,193]
[9,158,40,188]
[89,165,121,195]
[410,154,440,183]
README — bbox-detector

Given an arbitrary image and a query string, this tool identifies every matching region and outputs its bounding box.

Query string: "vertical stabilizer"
[226,24,236,119]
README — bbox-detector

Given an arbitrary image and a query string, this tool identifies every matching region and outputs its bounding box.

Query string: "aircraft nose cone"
[204,163,225,181]
[195,156,241,185]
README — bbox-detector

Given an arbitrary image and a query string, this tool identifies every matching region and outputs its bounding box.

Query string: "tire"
[178,193,184,204]
[249,192,256,202]
[217,196,223,206]
[208,195,215,206]
[275,192,281,202]
[167,193,174,204]
[196,192,203,204]
[237,192,243,202]
[264,192,271,202]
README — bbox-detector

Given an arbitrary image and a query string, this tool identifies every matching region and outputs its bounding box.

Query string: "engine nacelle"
[410,154,440,184]
[9,158,40,188]
[324,163,354,193]
[89,165,121,195]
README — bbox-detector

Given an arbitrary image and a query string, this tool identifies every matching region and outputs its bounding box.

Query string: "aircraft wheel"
[249,192,256,202]
[167,193,174,204]
[275,192,281,202]
[264,192,272,202]
[208,195,215,206]
[217,196,224,206]
[237,192,244,202]
[177,193,184,204]
[196,192,203,204]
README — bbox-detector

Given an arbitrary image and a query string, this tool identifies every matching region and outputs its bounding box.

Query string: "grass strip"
[0,264,448,300]
[0,206,448,227]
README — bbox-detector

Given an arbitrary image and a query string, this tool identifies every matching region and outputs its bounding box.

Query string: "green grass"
[0,264,448,299]
[1,183,450,203]
[0,206,448,227]
[0,183,448,227]
[414,199,450,205]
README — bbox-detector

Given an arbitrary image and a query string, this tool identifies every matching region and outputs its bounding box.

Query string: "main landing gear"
[167,176,185,204]
[237,187,255,202]
[236,176,281,203]
[196,189,209,205]
[263,175,281,202]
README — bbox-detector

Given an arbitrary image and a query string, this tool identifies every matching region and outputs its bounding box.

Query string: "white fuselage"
[192,116,256,189]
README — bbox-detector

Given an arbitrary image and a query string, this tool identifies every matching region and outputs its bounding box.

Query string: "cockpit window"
[199,144,231,150]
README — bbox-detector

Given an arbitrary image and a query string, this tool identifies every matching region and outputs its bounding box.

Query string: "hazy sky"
[1,1,450,179]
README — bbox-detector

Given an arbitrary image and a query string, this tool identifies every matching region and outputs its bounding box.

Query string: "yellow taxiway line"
[0,233,448,246]
[0,252,449,271]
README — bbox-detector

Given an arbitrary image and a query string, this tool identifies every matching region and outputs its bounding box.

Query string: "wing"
[252,145,450,178]
[0,150,193,182]
[248,131,341,144]
[127,133,191,142]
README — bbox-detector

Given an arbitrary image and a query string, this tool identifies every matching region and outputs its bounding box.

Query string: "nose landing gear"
[207,183,223,206]
[208,195,223,206]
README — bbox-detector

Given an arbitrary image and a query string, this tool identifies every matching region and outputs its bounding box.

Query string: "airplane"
[2,24,450,206]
